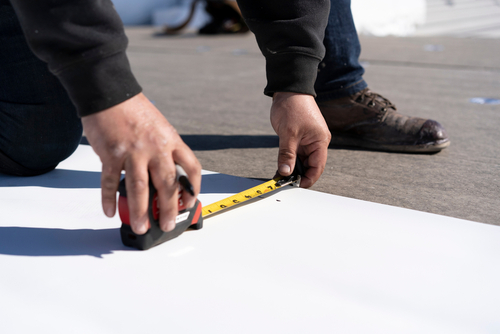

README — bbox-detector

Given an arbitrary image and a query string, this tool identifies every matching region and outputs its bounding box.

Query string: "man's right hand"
[81,93,201,235]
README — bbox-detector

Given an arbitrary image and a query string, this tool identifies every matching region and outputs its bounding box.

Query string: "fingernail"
[136,222,148,235]
[166,220,176,232]
[279,164,291,175]
[161,220,176,232]
[105,206,114,218]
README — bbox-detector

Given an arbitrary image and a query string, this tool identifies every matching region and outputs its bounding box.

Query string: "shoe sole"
[330,136,451,153]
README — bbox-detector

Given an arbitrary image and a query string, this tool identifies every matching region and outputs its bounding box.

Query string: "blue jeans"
[0,0,82,176]
[315,0,367,101]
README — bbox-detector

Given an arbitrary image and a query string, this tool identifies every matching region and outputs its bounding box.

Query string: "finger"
[100,163,123,218]
[124,159,150,235]
[149,159,179,232]
[277,135,299,177]
[299,143,328,188]
[173,144,202,208]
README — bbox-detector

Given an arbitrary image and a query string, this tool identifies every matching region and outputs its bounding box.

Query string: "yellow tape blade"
[202,179,278,218]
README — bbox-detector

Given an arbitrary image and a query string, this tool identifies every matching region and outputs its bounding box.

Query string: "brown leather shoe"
[317,88,450,153]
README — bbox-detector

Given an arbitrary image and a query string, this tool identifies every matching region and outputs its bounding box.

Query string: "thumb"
[277,136,298,176]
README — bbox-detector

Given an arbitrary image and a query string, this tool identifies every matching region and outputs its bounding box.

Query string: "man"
[0,0,446,237]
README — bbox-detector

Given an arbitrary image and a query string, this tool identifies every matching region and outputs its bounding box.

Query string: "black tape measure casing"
[118,178,203,250]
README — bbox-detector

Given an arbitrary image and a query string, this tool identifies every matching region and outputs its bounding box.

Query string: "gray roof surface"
[124,27,500,225]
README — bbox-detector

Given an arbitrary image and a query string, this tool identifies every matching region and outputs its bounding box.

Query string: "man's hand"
[81,93,201,235]
[271,92,331,188]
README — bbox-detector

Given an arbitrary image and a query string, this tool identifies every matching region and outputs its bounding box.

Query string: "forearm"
[237,0,330,97]
[9,0,141,117]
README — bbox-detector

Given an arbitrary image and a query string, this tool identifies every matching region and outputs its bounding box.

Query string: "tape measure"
[202,176,298,218]
[118,159,304,250]
[202,158,304,218]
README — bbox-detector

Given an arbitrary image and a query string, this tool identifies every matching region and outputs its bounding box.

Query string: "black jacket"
[9,0,329,117]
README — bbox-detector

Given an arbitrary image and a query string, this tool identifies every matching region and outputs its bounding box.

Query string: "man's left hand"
[271,92,331,188]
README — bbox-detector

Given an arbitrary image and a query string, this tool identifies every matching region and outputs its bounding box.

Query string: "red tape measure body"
[118,178,203,250]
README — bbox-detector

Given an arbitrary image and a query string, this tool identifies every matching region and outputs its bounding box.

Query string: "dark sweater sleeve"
[237,0,330,97]
[9,0,142,117]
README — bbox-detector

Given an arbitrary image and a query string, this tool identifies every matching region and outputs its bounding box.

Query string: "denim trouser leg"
[0,0,82,176]
[315,0,368,102]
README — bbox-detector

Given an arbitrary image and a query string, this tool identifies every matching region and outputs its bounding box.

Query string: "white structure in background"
[415,0,500,38]
[351,0,427,36]
[112,0,427,36]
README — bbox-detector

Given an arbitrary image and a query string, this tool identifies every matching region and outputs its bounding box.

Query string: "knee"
[17,122,83,173]
[0,112,83,176]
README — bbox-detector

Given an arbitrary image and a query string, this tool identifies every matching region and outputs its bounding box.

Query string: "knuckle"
[102,164,116,175]
[167,173,177,187]
[165,173,178,189]
[283,127,299,138]
[106,141,127,160]
[154,172,177,192]
[321,136,331,147]
[186,162,202,179]
[128,178,148,193]
[101,176,118,192]
[324,129,332,141]
[181,155,202,174]
[279,149,296,160]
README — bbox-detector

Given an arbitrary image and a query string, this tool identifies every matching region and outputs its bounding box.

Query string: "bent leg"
[0,0,82,176]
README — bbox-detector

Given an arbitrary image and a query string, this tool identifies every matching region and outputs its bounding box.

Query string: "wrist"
[273,92,314,104]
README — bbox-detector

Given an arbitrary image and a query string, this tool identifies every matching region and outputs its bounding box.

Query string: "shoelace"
[354,89,397,113]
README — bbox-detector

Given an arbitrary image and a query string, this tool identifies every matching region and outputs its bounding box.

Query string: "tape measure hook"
[275,174,301,188]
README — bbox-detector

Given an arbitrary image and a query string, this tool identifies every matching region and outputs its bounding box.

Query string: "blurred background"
[110,0,500,38]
